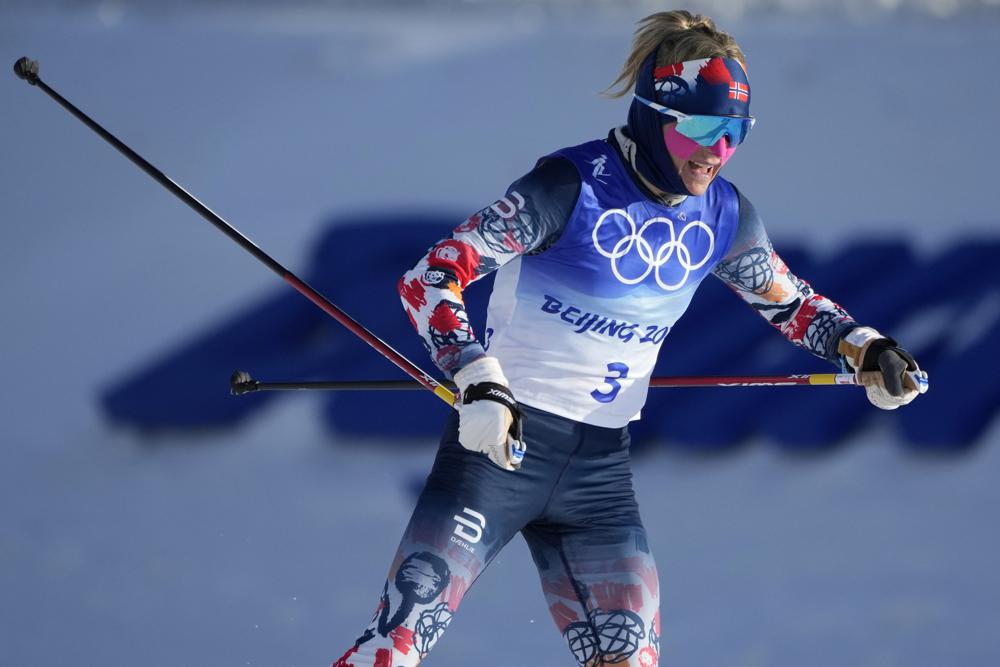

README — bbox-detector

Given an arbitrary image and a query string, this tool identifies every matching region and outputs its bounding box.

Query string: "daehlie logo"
[490,192,525,219]
[451,507,486,553]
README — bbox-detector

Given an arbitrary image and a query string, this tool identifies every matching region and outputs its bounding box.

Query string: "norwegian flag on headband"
[653,56,751,117]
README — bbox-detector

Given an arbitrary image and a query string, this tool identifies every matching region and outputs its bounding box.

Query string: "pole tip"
[230,370,258,396]
[13,57,39,85]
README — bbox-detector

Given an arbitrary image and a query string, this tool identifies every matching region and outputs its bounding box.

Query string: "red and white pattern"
[399,192,535,373]
[713,219,855,361]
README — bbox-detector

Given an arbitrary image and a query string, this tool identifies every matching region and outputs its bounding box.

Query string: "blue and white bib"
[486,140,740,427]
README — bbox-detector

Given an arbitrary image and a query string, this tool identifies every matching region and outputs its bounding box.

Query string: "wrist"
[453,356,508,393]
[837,326,885,372]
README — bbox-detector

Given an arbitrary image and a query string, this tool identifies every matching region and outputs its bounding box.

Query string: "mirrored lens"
[675,115,753,147]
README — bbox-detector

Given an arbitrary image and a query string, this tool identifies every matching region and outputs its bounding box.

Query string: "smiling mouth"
[685,159,718,183]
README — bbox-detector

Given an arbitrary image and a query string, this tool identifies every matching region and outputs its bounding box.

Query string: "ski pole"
[230,371,458,395]
[13,57,459,408]
[230,370,929,395]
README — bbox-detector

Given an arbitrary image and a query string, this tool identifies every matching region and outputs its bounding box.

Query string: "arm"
[712,191,856,364]
[398,157,580,469]
[713,191,925,408]
[398,156,580,375]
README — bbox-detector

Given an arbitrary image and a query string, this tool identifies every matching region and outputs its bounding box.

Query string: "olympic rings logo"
[591,208,715,291]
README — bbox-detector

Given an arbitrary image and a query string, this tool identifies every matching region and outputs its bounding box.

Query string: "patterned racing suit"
[333,129,857,667]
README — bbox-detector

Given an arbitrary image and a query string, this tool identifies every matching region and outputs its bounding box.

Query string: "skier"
[334,10,925,667]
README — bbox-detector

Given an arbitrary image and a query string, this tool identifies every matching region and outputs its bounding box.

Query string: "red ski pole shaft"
[13,57,458,407]
[230,372,870,394]
[648,374,856,387]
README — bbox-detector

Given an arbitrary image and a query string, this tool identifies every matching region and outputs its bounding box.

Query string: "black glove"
[838,327,928,410]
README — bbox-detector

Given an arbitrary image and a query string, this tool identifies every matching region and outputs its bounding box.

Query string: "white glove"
[838,327,929,410]
[453,356,526,471]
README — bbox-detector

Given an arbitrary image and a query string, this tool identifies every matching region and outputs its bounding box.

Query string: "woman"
[334,10,924,667]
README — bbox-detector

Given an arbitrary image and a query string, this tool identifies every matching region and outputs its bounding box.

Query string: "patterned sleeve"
[712,191,857,364]
[398,157,580,375]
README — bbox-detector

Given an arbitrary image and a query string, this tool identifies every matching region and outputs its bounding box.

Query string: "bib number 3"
[591,362,629,403]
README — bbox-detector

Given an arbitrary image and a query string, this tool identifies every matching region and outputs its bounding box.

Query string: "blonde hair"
[606,10,746,98]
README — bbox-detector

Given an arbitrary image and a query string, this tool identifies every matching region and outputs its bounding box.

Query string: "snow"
[1,4,998,665]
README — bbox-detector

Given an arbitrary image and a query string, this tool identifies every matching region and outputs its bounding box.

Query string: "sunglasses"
[634,94,756,147]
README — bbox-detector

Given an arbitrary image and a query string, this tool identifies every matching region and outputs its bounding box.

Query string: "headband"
[653,56,751,117]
